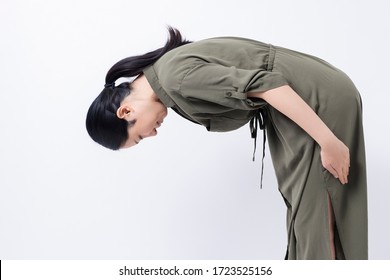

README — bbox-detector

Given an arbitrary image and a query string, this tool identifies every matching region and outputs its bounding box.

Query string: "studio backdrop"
[0,0,389,259]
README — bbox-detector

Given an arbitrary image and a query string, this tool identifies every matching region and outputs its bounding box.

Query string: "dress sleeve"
[179,62,289,110]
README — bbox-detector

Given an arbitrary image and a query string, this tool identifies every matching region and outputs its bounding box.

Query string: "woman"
[86,27,367,260]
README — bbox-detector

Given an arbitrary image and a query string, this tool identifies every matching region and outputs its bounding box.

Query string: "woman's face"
[117,76,168,149]
[122,99,167,148]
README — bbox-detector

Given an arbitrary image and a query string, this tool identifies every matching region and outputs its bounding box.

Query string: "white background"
[0,0,389,259]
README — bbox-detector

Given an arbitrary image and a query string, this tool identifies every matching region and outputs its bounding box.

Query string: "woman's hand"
[320,136,350,185]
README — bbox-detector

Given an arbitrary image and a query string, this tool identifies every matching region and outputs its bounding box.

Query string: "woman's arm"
[248,85,350,184]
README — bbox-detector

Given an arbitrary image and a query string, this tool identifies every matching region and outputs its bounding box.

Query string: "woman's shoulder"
[184,36,269,50]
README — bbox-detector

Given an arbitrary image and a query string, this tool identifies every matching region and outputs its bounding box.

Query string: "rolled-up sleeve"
[179,62,289,110]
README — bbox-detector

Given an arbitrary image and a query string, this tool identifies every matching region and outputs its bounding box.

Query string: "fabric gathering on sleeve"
[178,62,289,112]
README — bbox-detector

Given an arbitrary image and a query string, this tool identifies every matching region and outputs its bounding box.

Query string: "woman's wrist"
[317,129,336,150]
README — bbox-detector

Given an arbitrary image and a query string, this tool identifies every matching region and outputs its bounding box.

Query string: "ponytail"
[86,27,191,150]
[105,26,192,84]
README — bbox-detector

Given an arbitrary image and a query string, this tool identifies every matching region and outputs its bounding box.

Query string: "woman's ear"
[116,105,133,120]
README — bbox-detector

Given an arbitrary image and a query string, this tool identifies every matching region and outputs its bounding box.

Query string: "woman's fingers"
[332,164,346,185]
[344,152,350,184]
[339,162,349,185]
[340,166,348,185]
[323,160,349,185]
[323,162,337,178]
[320,136,350,185]
[334,164,348,185]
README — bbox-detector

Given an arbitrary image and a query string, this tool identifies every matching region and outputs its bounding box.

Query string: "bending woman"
[86,27,367,260]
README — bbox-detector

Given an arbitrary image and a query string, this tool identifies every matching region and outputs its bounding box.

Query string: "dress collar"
[143,66,175,108]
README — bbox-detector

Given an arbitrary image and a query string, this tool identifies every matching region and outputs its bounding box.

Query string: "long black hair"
[86,27,191,150]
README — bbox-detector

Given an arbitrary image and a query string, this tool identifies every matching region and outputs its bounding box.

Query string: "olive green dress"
[143,37,368,260]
